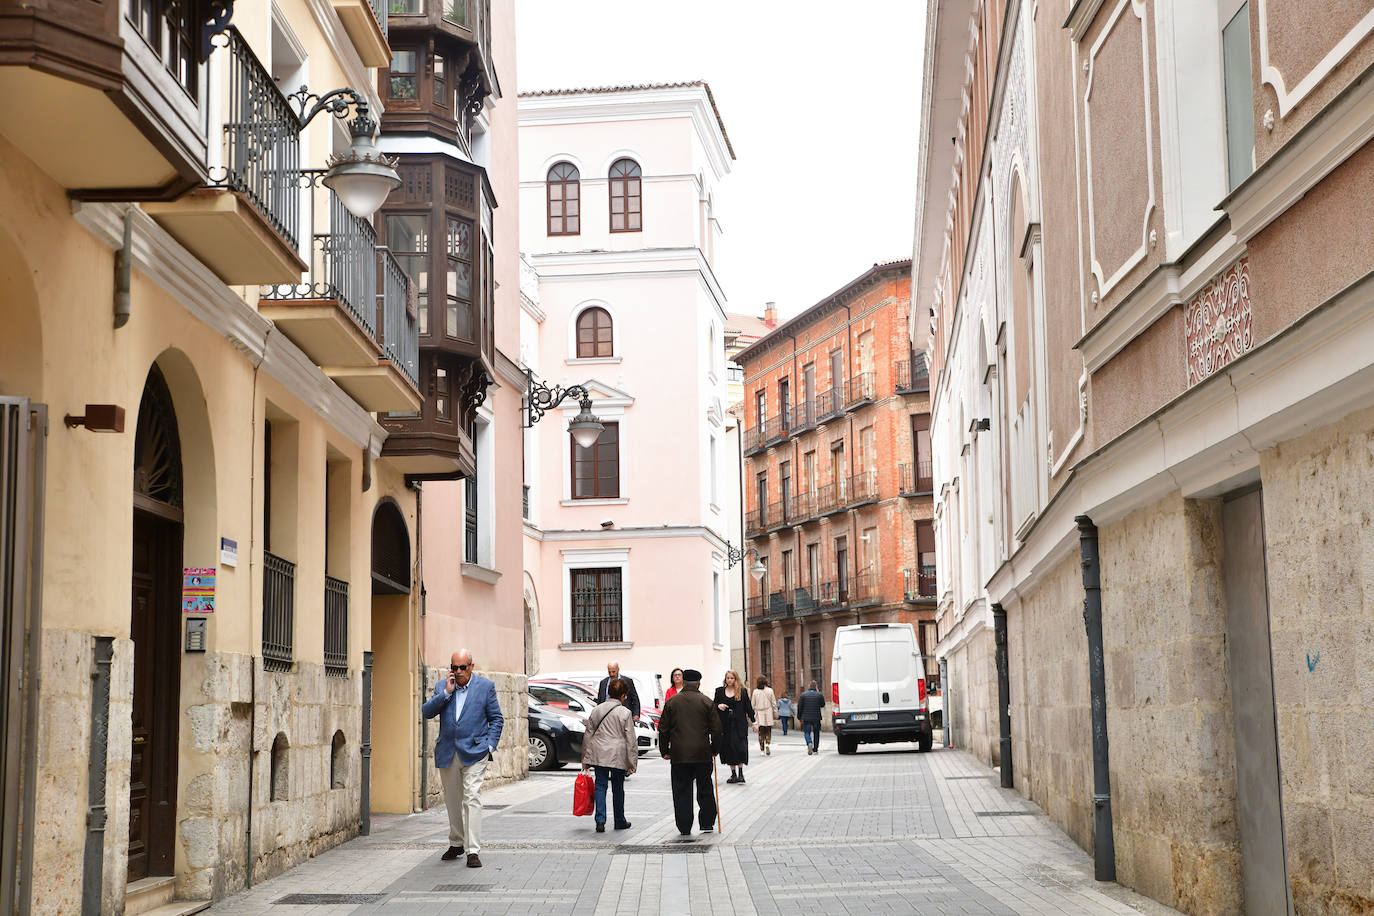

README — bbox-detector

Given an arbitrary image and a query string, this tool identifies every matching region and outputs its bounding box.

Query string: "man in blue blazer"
[421,648,504,867]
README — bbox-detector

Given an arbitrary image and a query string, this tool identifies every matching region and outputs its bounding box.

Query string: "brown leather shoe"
[466,852,482,868]
[441,846,463,861]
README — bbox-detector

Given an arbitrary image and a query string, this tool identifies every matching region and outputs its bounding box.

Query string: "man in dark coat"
[597,661,642,719]
[796,681,826,755]
[657,669,722,834]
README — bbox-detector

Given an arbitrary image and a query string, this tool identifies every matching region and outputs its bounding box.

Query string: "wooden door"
[128,510,182,881]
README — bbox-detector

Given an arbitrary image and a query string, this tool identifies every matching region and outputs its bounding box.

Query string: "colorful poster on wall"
[182,568,216,613]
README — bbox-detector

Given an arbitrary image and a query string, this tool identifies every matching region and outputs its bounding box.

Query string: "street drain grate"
[273,893,386,904]
[975,810,1035,817]
[433,884,497,892]
[944,775,993,780]
[612,844,710,855]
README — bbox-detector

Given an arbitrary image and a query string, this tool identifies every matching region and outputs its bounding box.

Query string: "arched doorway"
[128,364,184,881]
[369,499,412,814]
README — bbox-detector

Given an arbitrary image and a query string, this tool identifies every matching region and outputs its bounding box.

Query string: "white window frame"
[561,547,631,647]
[461,407,499,580]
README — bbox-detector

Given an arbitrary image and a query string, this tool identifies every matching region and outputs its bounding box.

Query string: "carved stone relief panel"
[1185,258,1253,387]
[1082,0,1156,299]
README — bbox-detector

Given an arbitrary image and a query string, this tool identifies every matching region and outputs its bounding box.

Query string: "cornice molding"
[72,202,386,455]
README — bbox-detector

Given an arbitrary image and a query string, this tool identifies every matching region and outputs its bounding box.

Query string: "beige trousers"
[438,755,488,852]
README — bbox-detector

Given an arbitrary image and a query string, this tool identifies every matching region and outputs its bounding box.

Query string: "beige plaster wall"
[1260,405,1374,912]
[1099,495,1242,914]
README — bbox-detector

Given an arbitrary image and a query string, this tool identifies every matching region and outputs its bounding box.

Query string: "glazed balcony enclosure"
[382,0,495,153]
[260,169,421,413]
[0,0,223,197]
[377,154,496,480]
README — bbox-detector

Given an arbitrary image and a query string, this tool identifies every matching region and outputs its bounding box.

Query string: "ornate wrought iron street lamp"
[725,541,768,582]
[524,371,605,449]
[287,87,401,220]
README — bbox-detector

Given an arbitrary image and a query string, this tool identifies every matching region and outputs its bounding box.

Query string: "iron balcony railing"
[768,590,795,618]
[816,387,844,422]
[850,570,879,607]
[262,551,296,671]
[904,565,938,600]
[896,356,931,393]
[848,470,878,507]
[815,482,842,516]
[900,459,935,495]
[369,0,389,38]
[263,169,377,336]
[742,422,765,456]
[792,397,817,432]
[846,372,877,408]
[767,498,791,530]
[745,506,766,539]
[745,595,769,625]
[324,575,349,675]
[570,583,623,643]
[763,411,790,446]
[221,28,301,250]
[377,247,420,388]
[790,491,816,523]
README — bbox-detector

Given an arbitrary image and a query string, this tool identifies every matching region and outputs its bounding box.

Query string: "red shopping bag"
[573,771,594,817]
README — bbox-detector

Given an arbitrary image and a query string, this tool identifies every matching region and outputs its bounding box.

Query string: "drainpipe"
[245,662,255,888]
[112,211,133,329]
[992,603,1012,788]
[360,650,373,835]
[414,481,428,812]
[16,403,48,916]
[80,636,114,916]
[1076,515,1116,882]
[736,413,748,678]
[939,655,951,747]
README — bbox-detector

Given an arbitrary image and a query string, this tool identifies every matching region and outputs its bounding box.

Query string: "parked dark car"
[527,697,584,771]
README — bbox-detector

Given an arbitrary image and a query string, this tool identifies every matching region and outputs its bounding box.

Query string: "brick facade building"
[734,262,935,714]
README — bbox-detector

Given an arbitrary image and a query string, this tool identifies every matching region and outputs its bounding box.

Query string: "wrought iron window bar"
[324,575,349,675]
[570,581,623,643]
[263,551,296,671]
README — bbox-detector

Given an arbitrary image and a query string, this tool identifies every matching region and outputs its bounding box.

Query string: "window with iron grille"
[547,162,580,235]
[571,421,619,499]
[324,576,348,676]
[608,158,642,232]
[570,568,623,643]
[808,632,823,689]
[784,636,797,697]
[760,638,772,690]
[464,474,478,563]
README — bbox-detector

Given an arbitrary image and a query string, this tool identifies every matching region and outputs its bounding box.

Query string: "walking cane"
[712,755,723,833]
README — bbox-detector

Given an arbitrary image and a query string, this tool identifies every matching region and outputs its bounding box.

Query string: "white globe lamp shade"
[324,125,402,220]
[568,415,604,450]
[749,560,767,582]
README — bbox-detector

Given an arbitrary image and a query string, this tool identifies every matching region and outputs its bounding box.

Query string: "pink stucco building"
[518,83,737,689]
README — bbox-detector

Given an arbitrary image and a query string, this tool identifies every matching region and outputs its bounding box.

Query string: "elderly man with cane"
[657,668,722,835]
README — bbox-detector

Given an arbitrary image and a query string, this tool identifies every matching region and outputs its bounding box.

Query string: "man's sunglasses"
[451,664,470,672]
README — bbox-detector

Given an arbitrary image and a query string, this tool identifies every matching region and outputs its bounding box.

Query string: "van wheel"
[837,736,858,755]
[917,733,933,753]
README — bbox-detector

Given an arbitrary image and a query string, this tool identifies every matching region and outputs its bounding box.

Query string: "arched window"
[608,159,642,232]
[576,307,613,359]
[546,162,580,235]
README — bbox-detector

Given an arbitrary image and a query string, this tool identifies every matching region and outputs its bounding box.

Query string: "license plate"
[852,713,878,721]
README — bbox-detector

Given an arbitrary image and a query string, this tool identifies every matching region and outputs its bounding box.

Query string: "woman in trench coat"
[751,676,778,755]
[714,669,755,783]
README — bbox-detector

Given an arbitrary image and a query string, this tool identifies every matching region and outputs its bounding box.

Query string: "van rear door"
[873,626,922,709]
[835,627,882,712]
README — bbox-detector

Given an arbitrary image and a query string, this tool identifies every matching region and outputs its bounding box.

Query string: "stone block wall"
[1099,495,1242,914]
[1261,406,1374,912]
[420,667,529,811]
[1011,553,1094,853]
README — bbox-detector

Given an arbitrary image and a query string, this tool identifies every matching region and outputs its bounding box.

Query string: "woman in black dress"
[714,669,756,783]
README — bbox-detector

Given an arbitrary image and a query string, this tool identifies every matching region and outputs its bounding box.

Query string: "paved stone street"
[206,732,1178,915]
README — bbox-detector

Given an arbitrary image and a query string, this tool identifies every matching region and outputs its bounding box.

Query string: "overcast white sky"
[514,0,925,323]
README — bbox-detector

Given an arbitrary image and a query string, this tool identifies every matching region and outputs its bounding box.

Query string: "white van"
[830,623,933,753]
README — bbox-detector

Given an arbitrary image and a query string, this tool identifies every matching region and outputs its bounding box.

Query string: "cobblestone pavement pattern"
[206,732,1179,915]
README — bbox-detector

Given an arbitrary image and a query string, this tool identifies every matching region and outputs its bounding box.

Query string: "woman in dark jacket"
[713,669,756,783]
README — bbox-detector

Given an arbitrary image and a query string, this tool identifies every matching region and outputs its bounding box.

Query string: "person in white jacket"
[581,678,638,832]
[751,676,778,755]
